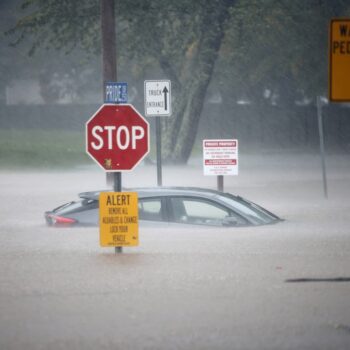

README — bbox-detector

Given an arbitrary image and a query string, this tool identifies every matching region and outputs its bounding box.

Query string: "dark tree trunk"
[162,0,235,164]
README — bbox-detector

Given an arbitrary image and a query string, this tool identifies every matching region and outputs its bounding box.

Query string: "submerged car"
[45,187,282,227]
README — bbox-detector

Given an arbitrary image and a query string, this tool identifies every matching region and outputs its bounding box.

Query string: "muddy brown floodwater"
[1,153,350,350]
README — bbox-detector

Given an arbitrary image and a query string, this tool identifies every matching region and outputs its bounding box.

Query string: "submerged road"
[1,154,350,349]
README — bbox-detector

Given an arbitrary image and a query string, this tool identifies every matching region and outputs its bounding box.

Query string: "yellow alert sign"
[329,19,350,101]
[99,192,139,247]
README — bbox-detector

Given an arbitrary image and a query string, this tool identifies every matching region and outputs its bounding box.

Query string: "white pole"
[316,96,328,199]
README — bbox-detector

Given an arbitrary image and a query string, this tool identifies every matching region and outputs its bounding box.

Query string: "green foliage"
[8,0,350,100]
[220,0,350,102]
[7,0,100,55]
[6,0,350,162]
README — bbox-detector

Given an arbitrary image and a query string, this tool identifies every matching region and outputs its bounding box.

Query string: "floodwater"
[1,153,350,349]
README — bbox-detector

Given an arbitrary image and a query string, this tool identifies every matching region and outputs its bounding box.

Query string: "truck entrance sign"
[144,80,171,116]
[329,19,350,101]
[203,139,238,176]
[99,192,138,247]
[86,104,149,171]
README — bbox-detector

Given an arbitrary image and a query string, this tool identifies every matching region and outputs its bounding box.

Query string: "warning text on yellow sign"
[329,19,350,101]
[99,192,138,247]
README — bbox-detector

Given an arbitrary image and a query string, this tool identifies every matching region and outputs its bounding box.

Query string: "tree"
[7,0,236,163]
[159,1,235,162]
[218,0,350,107]
[7,0,350,162]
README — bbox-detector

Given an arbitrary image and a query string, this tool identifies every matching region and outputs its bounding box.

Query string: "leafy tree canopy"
[6,0,350,161]
[219,0,350,103]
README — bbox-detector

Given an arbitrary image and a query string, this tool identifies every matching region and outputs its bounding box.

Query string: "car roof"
[79,187,236,201]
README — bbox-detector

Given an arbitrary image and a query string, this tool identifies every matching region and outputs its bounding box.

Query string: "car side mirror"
[222,216,239,227]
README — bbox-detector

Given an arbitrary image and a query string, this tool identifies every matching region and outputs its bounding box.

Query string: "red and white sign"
[86,104,149,171]
[203,139,238,176]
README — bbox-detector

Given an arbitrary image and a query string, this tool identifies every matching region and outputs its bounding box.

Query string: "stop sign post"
[86,104,149,253]
[86,104,150,172]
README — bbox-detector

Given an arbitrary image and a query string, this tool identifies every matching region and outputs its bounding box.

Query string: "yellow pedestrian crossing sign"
[329,19,350,102]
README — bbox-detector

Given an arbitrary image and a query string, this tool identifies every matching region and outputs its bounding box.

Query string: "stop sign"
[86,104,149,171]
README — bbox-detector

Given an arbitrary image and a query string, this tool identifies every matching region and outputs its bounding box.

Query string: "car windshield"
[216,194,279,225]
[55,199,98,215]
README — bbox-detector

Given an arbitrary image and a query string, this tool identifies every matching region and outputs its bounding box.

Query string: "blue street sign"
[105,82,128,103]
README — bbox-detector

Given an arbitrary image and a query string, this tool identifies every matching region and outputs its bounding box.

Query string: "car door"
[138,197,169,227]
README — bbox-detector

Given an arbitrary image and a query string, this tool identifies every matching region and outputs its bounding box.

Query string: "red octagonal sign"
[86,104,149,171]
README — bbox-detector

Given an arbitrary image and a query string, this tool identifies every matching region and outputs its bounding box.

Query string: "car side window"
[138,198,163,221]
[170,197,231,226]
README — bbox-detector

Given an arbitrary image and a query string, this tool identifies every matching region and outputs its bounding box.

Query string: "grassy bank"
[0,129,90,169]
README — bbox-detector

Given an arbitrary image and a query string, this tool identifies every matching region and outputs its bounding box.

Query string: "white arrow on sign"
[144,80,171,117]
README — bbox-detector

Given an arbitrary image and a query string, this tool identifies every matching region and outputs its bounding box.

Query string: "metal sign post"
[155,117,163,186]
[317,96,328,199]
[144,80,171,187]
[113,172,122,253]
[327,19,350,199]
[217,175,224,192]
[86,104,149,254]
[104,82,128,243]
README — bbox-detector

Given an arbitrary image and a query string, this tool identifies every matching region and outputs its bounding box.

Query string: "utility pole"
[101,0,122,253]
[100,0,120,191]
[316,96,328,199]
[101,0,116,85]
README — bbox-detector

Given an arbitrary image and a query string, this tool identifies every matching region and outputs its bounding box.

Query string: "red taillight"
[49,215,77,226]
